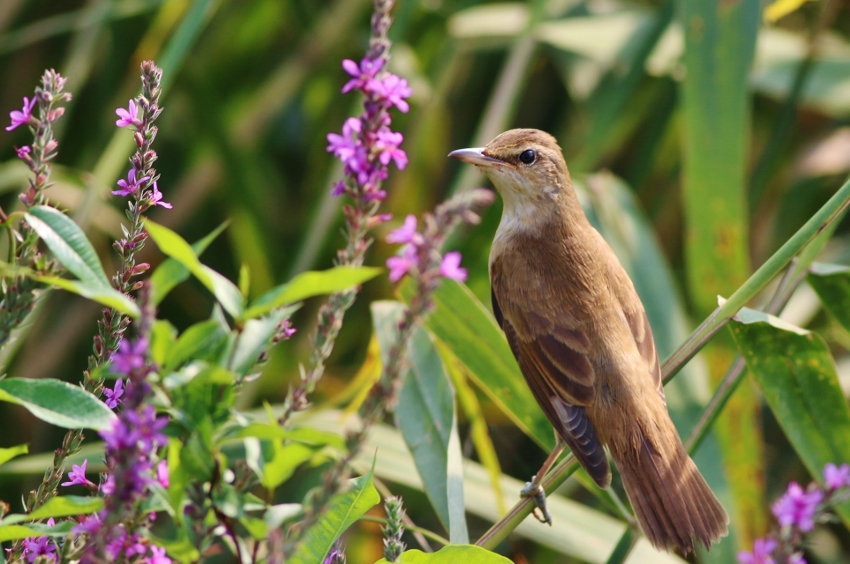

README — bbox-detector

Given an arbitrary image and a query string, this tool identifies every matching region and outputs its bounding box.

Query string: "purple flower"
[103,378,124,409]
[370,73,412,113]
[150,182,172,209]
[113,168,151,197]
[341,57,384,94]
[386,215,421,245]
[375,128,408,169]
[146,546,172,564]
[100,418,139,452]
[7,96,37,132]
[125,533,147,558]
[115,99,140,128]
[331,181,347,196]
[157,459,169,488]
[15,145,31,159]
[112,336,148,375]
[772,482,823,532]
[125,405,168,452]
[327,117,362,163]
[62,459,94,487]
[22,531,57,563]
[737,537,777,564]
[824,462,850,490]
[387,246,416,283]
[439,251,467,282]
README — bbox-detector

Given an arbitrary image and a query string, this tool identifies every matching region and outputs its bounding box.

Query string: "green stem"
[662,173,850,384]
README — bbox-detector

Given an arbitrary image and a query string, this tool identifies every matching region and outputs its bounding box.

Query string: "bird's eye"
[519,149,536,164]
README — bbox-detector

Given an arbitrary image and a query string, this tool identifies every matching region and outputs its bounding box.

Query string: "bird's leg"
[520,438,566,525]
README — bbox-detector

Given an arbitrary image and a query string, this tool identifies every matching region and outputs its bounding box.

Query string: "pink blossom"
[15,145,31,159]
[103,378,124,409]
[341,57,385,94]
[113,168,150,197]
[370,73,412,113]
[61,459,94,487]
[115,99,140,128]
[824,462,850,490]
[112,336,148,375]
[737,537,776,564]
[157,459,169,488]
[150,182,172,209]
[375,128,408,169]
[439,251,467,282]
[145,546,172,564]
[772,482,823,532]
[6,96,37,131]
[386,215,421,245]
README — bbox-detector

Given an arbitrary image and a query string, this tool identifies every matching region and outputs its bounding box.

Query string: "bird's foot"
[521,475,552,525]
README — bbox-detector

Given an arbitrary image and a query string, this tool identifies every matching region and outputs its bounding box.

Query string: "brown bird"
[449,129,728,554]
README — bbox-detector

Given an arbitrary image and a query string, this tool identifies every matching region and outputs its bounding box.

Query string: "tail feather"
[610,427,729,554]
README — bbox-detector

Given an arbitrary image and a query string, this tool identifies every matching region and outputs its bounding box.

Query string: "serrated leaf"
[290,470,380,564]
[25,205,108,286]
[0,378,115,430]
[145,220,244,318]
[243,266,382,320]
[32,274,140,318]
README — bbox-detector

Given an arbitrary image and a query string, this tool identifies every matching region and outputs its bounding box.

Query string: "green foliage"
[0,378,115,430]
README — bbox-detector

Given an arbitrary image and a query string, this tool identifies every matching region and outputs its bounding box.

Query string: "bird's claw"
[521,476,552,526]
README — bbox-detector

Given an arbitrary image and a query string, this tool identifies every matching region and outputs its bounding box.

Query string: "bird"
[448,129,728,554]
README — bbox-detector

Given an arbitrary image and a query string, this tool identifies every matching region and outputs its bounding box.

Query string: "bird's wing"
[622,307,664,402]
[492,288,611,488]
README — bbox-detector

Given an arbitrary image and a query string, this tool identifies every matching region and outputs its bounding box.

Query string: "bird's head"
[449,129,575,228]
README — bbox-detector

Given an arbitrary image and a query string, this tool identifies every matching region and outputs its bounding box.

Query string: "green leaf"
[25,205,108,287]
[151,221,229,306]
[290,469,380,564]
[730,306,850,524]
[0,378,115,430]
[227,306,296,376]
[0,520,74,541]
[145,220,244,318]
[258,441,316,491]
[373,545,513,563]
[164,320,228,372]
[31,274,140,318]
[230,423,345,450]
[0,444,28,467]
[0,525,42,542]
[243,266,382,320]
[372,301,468,543]
[807,263,850,334]
[28,495,103,521]
[400,279,552,450]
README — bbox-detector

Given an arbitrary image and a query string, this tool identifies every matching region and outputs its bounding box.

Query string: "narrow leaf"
[373,545,513,563]
[0,444,28,467]
[145,220,244,318]
[0,378,115,430]
[32,275,140,318]
[243,266,382,320]
[807,263,850,334]
[290,470,380,564]
[151,221,229,306]
[25,206,108,286]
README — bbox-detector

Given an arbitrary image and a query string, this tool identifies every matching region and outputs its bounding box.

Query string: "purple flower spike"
[772,482,823,532]
[112,336,148,375]
[62,459,94,487]
[6,96,37,132]
[115,99,140,128]
[150,182,172,209]
[375,129,408,170]
[113,168,150,197]
[737,537,777,564]
[22,522,58,563]
[439,251,467,282]
[824,462,850,490]
[386,215,420,245]
[103,378,124,409]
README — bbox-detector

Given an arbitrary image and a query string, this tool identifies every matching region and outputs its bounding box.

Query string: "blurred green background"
[2,0,850,562]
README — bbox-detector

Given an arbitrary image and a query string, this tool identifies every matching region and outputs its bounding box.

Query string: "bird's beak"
[448,147,504,168]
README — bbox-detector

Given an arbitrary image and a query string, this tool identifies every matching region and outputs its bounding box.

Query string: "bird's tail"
[608,420,729,554]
